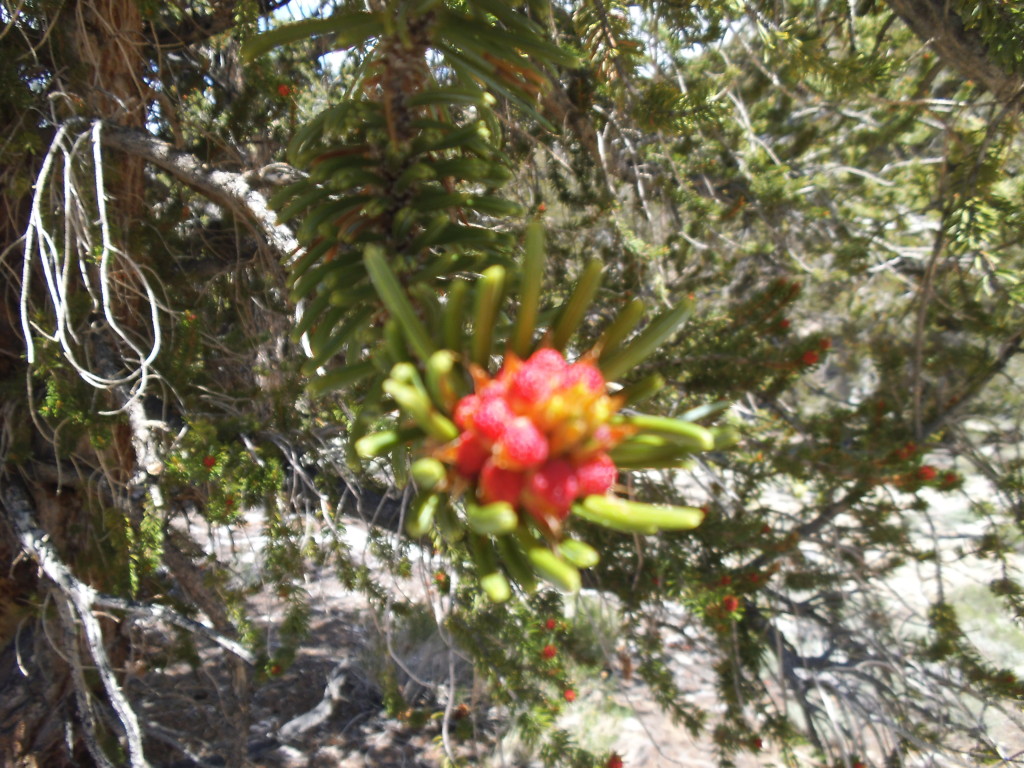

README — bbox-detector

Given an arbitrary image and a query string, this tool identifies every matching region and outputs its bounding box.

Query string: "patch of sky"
[266,0,357,76]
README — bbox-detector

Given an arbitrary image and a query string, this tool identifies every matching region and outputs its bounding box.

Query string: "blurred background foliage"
[3,0,1024,766]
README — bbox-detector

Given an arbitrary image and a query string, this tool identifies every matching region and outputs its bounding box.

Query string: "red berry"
[895,441,916,461]
[478,378,508,400]
[719,575,732,586]
[562,361,605,395]
[541,644,557,659]
[941,471,957,487]
[917,465,937,481]
[545,618,557,630]
[523,459,580,523]
[509,367,557,412]
[563,689,576,702]
[473,396,514,443]
[508,350,567,412]
[722,595,739,612]
[778,318,790,330]
[751,737,763,751]
[494,416,549,470]
[202,455,217,469]
[277,84,291,97]
[819,337,832,350]
[454,432,490,478]
[269,664,282,675]
[853,762,866,768]
[224,495,235,508]
[479,459,525,505]
[453,394,480,430]
[527,348,569,371]
[606,754,624,768]
[575,452,617,496]
[801,350,820,366]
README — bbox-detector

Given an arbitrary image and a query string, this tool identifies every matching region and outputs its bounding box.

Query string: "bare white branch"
[5,478,150,768]
[98,125,300,261]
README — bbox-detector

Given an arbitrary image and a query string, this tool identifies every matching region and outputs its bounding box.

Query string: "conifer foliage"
[3,1,1024,767]
[247,1,733,596]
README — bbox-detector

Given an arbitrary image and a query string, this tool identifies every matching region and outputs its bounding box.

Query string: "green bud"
[480,571,512,603]
[465,500,519,535]
[527,547,581,593]
[618,413,715,452]
[406,493,443,538]
[411,458,447,491]
[712,426,742,450]
[557,538,600,569]
[576,495,705,533]
[355,429,402,459]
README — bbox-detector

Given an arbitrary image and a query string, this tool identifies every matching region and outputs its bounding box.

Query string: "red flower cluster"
[444,348,628,535]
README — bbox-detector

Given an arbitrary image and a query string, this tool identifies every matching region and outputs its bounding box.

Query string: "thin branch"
[99,125,300,262]
[92,595,256,666]
[883,0,1024,102]
[148,0,293,51]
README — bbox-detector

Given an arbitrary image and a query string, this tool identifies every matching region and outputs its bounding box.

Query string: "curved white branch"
[99,125,301,261]
[5,478,150,768]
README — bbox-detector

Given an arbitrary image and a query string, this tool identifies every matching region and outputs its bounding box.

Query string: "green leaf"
[242,12,384,61]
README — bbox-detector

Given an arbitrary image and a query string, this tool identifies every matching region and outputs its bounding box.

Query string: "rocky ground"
[133,509,789,768]
[131,469,1024,768]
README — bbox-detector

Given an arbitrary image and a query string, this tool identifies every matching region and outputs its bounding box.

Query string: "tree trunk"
[0,1,152,765]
